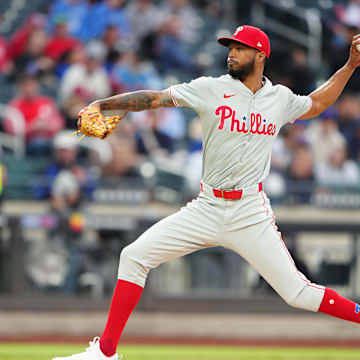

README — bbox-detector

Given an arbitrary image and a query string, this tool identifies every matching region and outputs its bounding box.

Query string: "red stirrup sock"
[318,287,360,323]
[100,279,143,357]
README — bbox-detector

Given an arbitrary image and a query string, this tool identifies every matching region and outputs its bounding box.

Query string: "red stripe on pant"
[318,287,360,323]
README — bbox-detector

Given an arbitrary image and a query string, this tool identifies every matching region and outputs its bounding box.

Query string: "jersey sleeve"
[168,77,209,115]
[282,86,312,125]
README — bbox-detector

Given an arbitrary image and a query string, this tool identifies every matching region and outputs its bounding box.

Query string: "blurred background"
[0,0,360,344]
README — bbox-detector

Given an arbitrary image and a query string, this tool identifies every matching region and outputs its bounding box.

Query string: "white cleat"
[52,337,122,360]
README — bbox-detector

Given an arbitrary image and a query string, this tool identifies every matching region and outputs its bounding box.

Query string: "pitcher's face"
[227,42,257,81]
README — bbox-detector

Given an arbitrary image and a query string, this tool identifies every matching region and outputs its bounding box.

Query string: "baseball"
[356,43,360,52]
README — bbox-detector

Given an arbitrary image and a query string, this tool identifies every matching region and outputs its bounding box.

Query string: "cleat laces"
[85,337,122,359]
[86,337,100,352]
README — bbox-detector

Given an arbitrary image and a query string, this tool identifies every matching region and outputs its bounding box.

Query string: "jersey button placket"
[236,97,252,166]
[247,96,255,139]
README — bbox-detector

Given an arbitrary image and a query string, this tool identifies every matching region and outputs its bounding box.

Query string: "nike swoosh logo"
[224,94,235,98]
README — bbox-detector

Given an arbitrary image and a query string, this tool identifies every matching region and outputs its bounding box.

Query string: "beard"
[227,58,255,82]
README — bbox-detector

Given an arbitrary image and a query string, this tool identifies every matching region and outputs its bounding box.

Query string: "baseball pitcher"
[54,25,360,360]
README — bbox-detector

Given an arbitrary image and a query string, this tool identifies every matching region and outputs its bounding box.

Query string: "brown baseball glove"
[74,106,126,140]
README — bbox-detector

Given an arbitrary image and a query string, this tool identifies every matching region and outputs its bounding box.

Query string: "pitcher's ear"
[257,51,267,64]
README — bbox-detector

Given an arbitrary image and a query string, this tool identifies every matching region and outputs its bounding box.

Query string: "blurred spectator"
[131,106,186,159]
[54,44,86,79]
[156,107,186,141]
[48,0,87,38]
[7,13,47,60]
[44,17,80,63]
[154,15,197,74]
[101,25,122,70]
[159,0,200,46]
[4,75,64,155]
[73,0,109,42]
[203,1,223,21]
[104,122,140,177]
[315,143,360,190]
[47,131,88,294]
[336,93,360,142]
[272,125,301,171]
[12,29,53,79]
[334,0,360,29]
[112,51,163,93]
[281,48,315,95]
[329,23,360,92]
[187,116,202,153]
[0,162,6,199]
[74,0,130,43]
[134,110,176,158]
[51,168,83,212]
[35,130,95,200]
[305,108,346,165]
[132,106,186,143]
[263,171,287,202]
[56,46,88,127]
[50,166,85,295]
[126,0,161,44]
[286,143,315,204]
[103,0,130,37]
[348,121,360,162]
[59,41,111,108]
[63,87,89,128]
[105,139,140,178]
[0,36,12,75]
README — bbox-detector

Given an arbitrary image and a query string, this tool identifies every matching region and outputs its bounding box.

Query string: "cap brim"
[218,36,269,58]
[218,37,238,47]
[218,37,255,50]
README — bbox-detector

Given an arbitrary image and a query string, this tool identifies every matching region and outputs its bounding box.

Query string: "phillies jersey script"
[169,75,312,189]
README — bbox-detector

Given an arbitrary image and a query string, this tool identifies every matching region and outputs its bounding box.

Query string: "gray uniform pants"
[118,182,324,312]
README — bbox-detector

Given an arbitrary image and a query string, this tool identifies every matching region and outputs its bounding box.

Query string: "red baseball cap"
[218,25,271,59]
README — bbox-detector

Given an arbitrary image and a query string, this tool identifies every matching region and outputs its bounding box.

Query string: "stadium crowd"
[0,0,359,208]
[0,0,359,296]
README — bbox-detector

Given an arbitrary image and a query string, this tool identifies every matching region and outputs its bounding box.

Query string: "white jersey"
[169,74,312,190]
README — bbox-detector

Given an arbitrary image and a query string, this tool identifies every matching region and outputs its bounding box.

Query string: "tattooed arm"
[89,90,175,112]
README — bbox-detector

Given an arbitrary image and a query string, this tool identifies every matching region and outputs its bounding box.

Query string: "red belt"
[212,182,263,200]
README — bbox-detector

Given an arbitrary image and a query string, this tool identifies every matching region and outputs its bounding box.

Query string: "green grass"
[0,343,360,360]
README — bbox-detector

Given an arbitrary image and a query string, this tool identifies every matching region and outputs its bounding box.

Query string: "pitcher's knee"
[284,292,306,309]
[117,244,150,287]
[281,284,323,312]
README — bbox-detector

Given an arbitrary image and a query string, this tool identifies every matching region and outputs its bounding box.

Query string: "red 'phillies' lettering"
[231,113,248,133]
[215,106,276,136]
[250,113,276,136]
[215,105,232,130]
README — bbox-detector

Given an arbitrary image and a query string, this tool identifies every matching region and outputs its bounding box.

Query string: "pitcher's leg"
[100,279,143,356]
[226,193,360,323]
[101,196,221,356]
[118,202,219,287]
[227,216,324,311]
